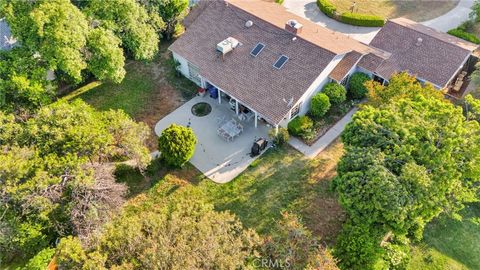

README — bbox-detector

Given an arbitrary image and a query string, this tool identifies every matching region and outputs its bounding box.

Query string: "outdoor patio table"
[218,119,242,141]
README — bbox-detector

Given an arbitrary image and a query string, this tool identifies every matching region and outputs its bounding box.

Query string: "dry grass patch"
[331,0,459,21]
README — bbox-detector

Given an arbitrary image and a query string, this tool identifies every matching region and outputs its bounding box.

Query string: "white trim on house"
[283,53,346,126]
[443,52,472,89]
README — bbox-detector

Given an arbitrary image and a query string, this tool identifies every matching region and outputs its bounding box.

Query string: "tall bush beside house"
[323,82,347,105]
[310,93,331,118]
[288,116,313,136]
[348,72,370,99]
[158,124,197,167]
[269,127,289,146]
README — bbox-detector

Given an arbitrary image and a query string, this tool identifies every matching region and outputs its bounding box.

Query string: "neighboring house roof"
[369,18,478,87]
[0,18,16,51]
[170,0,340,124]
[357,53,385,73]
[329,51,362,81]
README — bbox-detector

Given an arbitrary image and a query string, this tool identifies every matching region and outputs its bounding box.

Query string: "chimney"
[285,19,303,35]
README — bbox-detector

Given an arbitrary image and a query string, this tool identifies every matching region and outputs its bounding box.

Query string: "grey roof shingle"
[170,1,337,124]
[329,51,362,81]
[369,18,477,87]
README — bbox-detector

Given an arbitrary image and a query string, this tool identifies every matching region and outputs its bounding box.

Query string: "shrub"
[158,124,197,167]
[348,72,370,99]
[24,248,55,270]
[334,221,385,269]
[339,12,385,27]
[269,127,289,146]
[317,0,336,18]
[447,28,480,44]
[288,116,313,136]
[323,82,347,105]
[310,93,331,118]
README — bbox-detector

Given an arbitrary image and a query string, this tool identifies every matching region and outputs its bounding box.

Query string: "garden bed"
[302,101,355,146]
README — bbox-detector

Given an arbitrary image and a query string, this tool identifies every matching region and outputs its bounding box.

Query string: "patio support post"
[254,112,258,128]
[275,125,279,135]
[218,89,221,104]
[235,99,239,115]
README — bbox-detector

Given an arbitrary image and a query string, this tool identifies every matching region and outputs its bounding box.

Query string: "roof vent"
[285,19,303,35]
[216,37,239,55]
[245,20,253,28]
[415,37,423,46]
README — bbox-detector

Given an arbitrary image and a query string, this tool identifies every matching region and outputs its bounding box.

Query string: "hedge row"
[317,0,336,18]
[339,12,385,27]
[447,28,480,44]
[316,0,385,27]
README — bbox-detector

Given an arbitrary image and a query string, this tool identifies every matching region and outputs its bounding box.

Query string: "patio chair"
[215,115,226,125]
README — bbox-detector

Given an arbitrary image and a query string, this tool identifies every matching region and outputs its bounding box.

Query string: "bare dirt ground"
[302,139,347,245]
[134,47,195,150]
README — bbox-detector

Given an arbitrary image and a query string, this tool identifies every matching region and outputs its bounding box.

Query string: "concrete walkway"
[422,0,474,32]
[289,108,358,158]
[284,0,474,43]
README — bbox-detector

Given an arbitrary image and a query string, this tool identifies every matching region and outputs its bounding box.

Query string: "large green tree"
[0,48,53,112]
[365,72,444,107]
[147,0,188,40]
[55,180,260,269]
[4,0,89,82]
[85,0,162,60]
[333,94,480,269]
[0,100,151,263]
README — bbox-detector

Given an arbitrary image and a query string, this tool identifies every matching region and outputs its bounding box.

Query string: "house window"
[188,62,201,85]
[290,102,301,119]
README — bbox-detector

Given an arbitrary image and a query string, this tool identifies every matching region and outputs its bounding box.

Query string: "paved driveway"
[283,0,381,43]
[154,96,270,183]
[283,0,473,43]
[422,0,474,32]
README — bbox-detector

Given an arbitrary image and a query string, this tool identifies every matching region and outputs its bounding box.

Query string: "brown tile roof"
[391,18,478,51]
[227,0,387,56]
[357,53,385,72]
[170,1,338,124]
[329,51,362,81]
[369,18,477,87]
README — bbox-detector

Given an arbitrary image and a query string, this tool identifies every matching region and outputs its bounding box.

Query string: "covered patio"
[154,95,271,183]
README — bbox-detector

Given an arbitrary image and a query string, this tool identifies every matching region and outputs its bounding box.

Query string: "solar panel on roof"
[273,55,289,69]
[250,43,265,57]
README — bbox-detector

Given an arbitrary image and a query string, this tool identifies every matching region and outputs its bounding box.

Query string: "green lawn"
[62,42,198,150]
[64,63,156,117]
[63,55,196,119]
[408,203,480,270]
[116,141,346,245]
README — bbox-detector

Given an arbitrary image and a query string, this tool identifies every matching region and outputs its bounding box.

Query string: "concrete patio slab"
[154,96,270,183]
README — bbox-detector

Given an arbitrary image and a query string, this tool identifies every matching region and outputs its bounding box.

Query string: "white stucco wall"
[172,51,191,79]
[282,54,346,126]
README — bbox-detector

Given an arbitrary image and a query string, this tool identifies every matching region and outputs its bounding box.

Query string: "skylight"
[250,43,265,57]
[273,55,289,69]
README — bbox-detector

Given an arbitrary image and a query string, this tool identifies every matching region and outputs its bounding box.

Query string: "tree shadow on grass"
[421,203,480,270]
